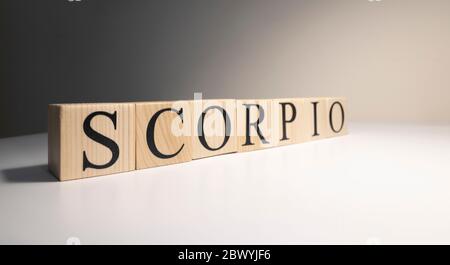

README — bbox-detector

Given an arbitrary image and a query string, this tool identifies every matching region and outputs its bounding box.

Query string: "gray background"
[2,0,450,138]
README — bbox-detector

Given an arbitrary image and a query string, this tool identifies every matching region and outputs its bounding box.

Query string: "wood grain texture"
[47,97,349,180]
[48,103,135,181]
[48,105,61,178]
[236,99,275,152]
[135,101,192,169]
[192,99,237,159]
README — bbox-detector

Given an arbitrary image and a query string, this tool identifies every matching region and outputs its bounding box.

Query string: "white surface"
[1,123,450,244]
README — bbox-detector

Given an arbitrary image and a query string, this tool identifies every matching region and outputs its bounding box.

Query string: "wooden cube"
[48,103,136,181]
[192,99,237,159]
[135,101,192,169]
[272,98,312,146]
[236,99,275,152]
[325,97,348,137]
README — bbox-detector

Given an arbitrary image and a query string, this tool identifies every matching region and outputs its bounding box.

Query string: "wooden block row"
[48,98,347,181]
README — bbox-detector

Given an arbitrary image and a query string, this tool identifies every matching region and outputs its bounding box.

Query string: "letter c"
[146,108,185,159]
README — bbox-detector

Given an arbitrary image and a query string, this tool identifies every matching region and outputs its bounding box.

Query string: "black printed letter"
[279,102,297,141]
[147,108,184,159]
[311,102,320,137]
[243,104,269,146]
[329,101,345,133]
[83,111,120,171]
[198,105,231,151]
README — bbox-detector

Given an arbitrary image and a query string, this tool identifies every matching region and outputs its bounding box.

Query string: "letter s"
[82,111,120,171]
